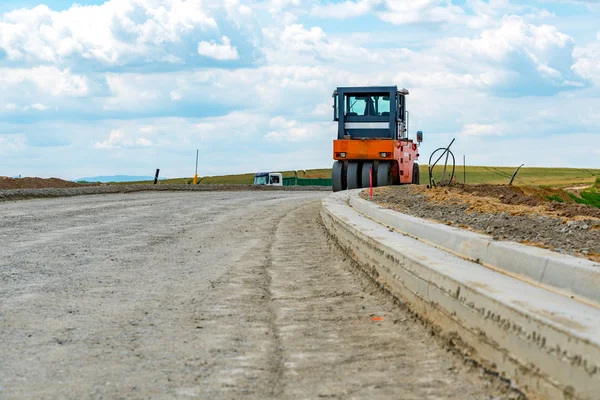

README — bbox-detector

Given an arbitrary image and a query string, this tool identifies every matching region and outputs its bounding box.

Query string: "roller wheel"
[332,161,347,192]
[346,161,362,189]
[377,161,392,187]
[361,161,375,189]
[412,163,420,185]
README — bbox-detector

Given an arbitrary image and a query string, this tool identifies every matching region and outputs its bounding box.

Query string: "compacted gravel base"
[0,184,330,202]
[363,185,600,261]
[0,191,518,399]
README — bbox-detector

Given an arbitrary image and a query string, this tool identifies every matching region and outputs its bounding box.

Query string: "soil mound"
[363,184,600,263]
[0,176,87,190]
[429,183,600,219]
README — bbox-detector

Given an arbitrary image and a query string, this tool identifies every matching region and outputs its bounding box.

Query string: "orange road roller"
[331,86,423,192]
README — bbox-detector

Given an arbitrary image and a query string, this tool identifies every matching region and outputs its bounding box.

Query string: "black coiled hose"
[428,138,456,187]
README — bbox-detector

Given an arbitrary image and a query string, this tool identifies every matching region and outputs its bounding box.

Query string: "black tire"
[347,161,362,189]
[377,161,392,187]
[412,163,420,185]
[332,161,347,192]
[361,161,374,189]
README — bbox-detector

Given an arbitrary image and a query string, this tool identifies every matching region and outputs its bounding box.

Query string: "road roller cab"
[331,86,422,192]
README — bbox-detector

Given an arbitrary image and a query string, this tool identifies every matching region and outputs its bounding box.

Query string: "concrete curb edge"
[349,191,600,306]
[321,191,600,400]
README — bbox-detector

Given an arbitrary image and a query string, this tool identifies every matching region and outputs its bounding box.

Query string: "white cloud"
[265,116,330,142]
[379,0,466,25]
[103,73,162,110]
[0,1,258,67]
[573,56,600,84]
[5,103,17,110]
[94,129,153,149]
[309,0,465,25]
[436,16,573,62]
[193,111,265,140]
[275,23,325,53]
[460,123,502,137]
[87,113,272,151]
[313,102,332,116]
[393,70,489,90]
[310,0,378,19]
[0,134,26,154]
[197,35,239,60]
[31,103,49,111]
[467,0,511,14]
[0,66,89,97]
[96,65,337,116]
[264,0,305,14]
[136,137,152,147]
[261,22,382,67]
[432,16,580,94]
[573,35,600,85]
[138,126,156,134]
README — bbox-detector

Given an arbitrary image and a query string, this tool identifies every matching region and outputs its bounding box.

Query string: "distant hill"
[75,175,167,183]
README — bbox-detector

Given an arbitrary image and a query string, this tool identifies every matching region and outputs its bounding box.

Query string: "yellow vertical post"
[193,149,199,185]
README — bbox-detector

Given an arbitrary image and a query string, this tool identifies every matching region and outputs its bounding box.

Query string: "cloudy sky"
[1,0,599,179]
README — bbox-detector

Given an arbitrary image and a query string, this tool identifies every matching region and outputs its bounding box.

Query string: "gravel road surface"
[0,184,330,203]
[1,191,513,399]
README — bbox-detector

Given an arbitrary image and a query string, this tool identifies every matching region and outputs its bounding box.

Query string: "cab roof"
[336,86,398,94]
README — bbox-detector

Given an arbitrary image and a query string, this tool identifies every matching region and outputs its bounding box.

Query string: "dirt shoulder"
[362,185,600,262]
[0,184,331,202]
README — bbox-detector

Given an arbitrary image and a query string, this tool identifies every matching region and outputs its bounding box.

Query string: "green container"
[283,177,296,187]
[296,178,332,186]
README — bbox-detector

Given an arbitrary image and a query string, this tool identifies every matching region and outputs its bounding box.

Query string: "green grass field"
[112,166,600,188]
[426,166,600,187]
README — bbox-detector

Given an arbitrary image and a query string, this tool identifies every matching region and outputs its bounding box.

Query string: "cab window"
[372,95,390,115]
[345,95,368,116]
[345,94,389,116]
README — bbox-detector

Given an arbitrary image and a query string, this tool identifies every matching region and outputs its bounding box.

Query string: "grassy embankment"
[116,166,599,187]
[113,169,332,185]
[565,176,600,208]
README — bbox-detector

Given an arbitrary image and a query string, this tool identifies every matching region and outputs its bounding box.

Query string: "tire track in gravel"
[162,197,319,400]
[262,229,286,399]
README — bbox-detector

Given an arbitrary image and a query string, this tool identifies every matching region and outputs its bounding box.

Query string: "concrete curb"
[350,192,600,306]
[321,191,600,400]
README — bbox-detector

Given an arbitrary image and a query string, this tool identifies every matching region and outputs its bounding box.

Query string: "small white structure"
[253,172,283,186]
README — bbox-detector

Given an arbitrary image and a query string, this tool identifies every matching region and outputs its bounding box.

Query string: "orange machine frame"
[333,138,419,184]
